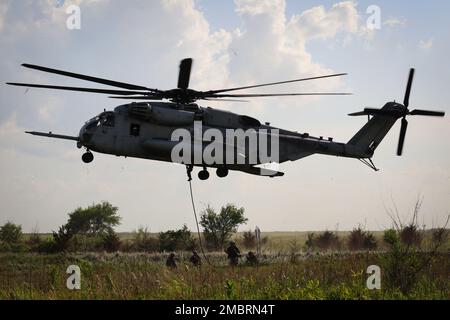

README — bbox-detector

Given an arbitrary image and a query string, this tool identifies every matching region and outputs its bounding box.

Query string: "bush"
[399,224,422,247]
[158,224,195,252]
[347,227,377,251]
[103,230,122,252]
[383,229,398,246]
[52,225,73,252]
[0,222,22,244]
[133,227,159,252]
[315,231,339,251]
[242,230,256,249]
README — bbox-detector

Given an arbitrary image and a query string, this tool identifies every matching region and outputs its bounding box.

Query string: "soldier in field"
[189,250,201,267]
[225,241,241,266]
[166,252,177,269]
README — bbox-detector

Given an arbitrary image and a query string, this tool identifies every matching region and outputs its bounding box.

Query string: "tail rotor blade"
[177,58,193,89]
[397,118,408,156]
[409,109,445,117]
[403,68,415,108]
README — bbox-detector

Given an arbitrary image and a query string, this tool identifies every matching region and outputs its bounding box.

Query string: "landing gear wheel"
[216,167,229,178]
[82,151,94,164]
[198,169,210,181]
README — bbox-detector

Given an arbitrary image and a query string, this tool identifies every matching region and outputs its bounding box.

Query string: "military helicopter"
[7,59,445,180]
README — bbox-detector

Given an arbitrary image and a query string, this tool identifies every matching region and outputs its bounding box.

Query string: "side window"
[130,123,140,136]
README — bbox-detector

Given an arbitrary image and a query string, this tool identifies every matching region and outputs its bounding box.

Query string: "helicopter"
[7,58,445,180]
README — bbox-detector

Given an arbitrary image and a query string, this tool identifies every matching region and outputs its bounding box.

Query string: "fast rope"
[187,165,217,268]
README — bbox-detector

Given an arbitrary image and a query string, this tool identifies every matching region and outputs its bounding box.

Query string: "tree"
[200,204,248,250]
[0,222,22,244]
[66,201,121,236]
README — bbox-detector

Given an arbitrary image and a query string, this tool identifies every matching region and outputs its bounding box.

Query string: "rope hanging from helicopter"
[186,165,218,269]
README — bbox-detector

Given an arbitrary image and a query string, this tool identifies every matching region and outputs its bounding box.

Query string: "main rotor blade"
[211,92,352,98]
[397,118,408,156]
[109,95,163,100]
[7,83,149,95]
[177,58,192,89]
[202,98,249,103]
[409,109,445,117]
[21,63,158,92]
[403,68,415,108]
[209,73,348,94]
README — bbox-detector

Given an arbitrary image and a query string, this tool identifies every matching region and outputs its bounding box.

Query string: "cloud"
[288,1,359,41]
[419,38,433,51]
[383,18,406,28]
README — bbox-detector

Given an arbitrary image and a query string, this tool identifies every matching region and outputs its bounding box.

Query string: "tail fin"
[347,108,398,155]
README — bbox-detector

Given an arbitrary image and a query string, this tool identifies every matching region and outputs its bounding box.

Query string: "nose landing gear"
[82,151,94,163]
[198,168,210,181]
[216,167,229,178]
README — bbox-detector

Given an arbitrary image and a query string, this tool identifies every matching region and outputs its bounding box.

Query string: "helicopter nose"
[78,126,93,146]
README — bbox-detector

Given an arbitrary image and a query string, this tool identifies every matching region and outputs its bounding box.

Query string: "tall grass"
[0,251,448,300]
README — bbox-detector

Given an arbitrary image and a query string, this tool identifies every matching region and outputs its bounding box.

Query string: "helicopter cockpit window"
[130,123,140,137]
[86,117,100,130]
[100,113,115,127]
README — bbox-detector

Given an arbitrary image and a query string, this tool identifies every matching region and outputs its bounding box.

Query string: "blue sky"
[0,0,448,233]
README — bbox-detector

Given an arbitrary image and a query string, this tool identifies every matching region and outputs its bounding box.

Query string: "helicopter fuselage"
[73,101,371,177]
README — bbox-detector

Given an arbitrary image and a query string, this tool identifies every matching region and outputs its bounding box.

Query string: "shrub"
[158,224,195,252]
[0,222,22,244]
[103,230,122,252]
[315,231,339,251]
[399,224,422,247]
[52,225,73,252]
[133,227,159,252]
[242,230,256,249]
[347,227,377,251]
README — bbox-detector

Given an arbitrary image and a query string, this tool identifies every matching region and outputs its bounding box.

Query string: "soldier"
[166,252,177,269]
[225,241,241,266]
[189,250,201,267]
[246,251,258,266]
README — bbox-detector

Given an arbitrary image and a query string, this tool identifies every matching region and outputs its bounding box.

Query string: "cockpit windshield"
[100,112,115,127]
[85,112,115,130]
[85,116,100,130]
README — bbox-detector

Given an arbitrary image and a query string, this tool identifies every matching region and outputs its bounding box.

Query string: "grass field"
[1,231,449,300]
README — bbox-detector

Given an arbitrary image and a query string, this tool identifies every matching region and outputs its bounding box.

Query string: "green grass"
[0,251,448,300]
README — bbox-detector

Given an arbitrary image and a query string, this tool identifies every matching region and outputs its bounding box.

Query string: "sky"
[0,0,449,233]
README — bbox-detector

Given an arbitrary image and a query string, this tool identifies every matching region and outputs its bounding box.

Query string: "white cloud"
[383,18,406,28]
[419,38,433,51]
[288,1,359,41]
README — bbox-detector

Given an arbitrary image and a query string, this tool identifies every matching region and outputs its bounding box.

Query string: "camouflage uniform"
[166,253,177,269]
[246,251,258,266]
[225,241,241,266]
[189,250,201,267]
